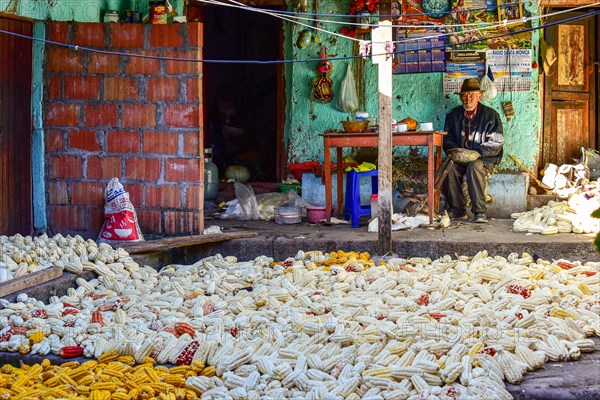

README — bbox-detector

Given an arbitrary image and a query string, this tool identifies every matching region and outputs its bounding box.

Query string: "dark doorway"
[203,6,281,182]
[0,14,33,235]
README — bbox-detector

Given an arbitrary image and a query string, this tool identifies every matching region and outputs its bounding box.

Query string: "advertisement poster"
[442,50,486,93]
[444,0,531,50]
[486,49,532,92]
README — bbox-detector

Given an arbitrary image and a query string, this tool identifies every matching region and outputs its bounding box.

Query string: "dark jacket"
[443,103,504,168]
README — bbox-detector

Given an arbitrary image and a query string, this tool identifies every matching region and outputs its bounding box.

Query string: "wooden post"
[372,0,393,255]
[196,25,205,235]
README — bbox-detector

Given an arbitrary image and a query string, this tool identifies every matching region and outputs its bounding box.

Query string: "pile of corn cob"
[0,235,598,399]
[512,183,599,234]
[0,353,215,399]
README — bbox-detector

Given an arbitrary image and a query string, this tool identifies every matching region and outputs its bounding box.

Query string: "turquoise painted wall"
[284,1,542,172]
[0,0,185,21]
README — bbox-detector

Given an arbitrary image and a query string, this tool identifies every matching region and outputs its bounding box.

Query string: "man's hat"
[457,78,483,94]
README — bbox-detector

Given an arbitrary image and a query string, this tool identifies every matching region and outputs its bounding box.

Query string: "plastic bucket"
[306,207,326,223]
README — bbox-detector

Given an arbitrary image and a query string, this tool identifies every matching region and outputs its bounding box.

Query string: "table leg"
[324,139,332,221]
[336,148,343,218]
[434,143,442,211]
[427,138,434,225]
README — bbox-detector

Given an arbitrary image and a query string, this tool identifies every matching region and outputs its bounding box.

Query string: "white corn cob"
[410,374,429,395]
[459,355,472,385]
[573,338,597,352]
[186,375,211,394]
[515,344,544,371]
[440,361,463,384]
[390,366,422,380]
[497,350,524,384]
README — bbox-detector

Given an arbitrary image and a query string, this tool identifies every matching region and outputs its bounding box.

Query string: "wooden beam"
[113,232,258,254]
[375,0,393,256]
[0,268,62,298]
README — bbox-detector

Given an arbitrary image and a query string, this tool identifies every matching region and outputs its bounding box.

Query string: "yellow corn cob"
[111,393,131,400]
[530,270,545,280]
[27,331,45,344]
[551,308,576,319]
[67,366,89,382]
[159,392,177,400]
[551,265,562,274]
[190,361,205,372]
[199,366,215,377]
[75,385,91,395]
[125,378,142,391]
[173,388,187,400]
[57,373,78,386]
[18,343,31,355]
[147,382,170,392]
[98,349,120,364]
[155,366,169,373]
[77,375,95,386]
[168,366,191,375]
[467,343,484,357]
[117,356,135,365]
[143,367,161,383]
[164,374,186,387]
[12,388,43,400]
[89,390,112,400]
[138,385,156,397]
[61,361,81,369]
[40,359,51,370]
[185,370,198,378]
[12,374,31,389]
[90,382,118,392]
[100,368,124,379]
[24,364,42,378]
[579,284,592,296]
[81,360,98,370]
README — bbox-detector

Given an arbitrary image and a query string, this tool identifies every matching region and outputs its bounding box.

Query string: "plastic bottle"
[204,148,219,201]
[370,194,378,218]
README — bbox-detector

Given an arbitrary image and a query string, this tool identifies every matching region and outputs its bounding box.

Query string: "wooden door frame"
[540,10,597,170]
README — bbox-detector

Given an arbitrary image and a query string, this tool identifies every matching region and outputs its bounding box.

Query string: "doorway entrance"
[542,11,598,168]
[202,6,283,183]
[0,14,33,235]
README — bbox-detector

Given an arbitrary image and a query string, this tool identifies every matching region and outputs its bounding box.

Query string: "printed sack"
[98,178,144,243]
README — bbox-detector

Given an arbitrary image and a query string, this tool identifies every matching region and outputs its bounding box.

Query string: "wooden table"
[321,131,446,225]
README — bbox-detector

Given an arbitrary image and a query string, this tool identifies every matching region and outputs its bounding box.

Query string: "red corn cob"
[91,311,105,326]
[417,293,429,306]
[174,322,196,338]
[175,340,200,365]
[59,346,84,358]
[31,309,47,319]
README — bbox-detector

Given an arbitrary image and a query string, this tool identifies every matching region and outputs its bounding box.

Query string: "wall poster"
[486,49,532,92]
[393,28,446,74]
[443,50,486,93]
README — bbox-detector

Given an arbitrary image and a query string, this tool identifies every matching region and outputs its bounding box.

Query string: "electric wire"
[0,6,598,64]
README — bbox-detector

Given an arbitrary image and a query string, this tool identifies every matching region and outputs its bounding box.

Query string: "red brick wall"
[44,22,204,238]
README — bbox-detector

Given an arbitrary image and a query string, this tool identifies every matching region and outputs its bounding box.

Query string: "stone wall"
[44,21,204,238]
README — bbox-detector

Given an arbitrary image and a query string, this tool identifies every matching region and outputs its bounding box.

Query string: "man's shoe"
[450,211,468,221]
[474,213,488,223]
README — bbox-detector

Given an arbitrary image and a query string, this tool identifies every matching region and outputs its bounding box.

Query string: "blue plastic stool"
[344,170,378,228]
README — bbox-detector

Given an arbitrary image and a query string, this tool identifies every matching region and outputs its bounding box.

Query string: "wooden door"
[0,14,33,235]
[542,12,597,168]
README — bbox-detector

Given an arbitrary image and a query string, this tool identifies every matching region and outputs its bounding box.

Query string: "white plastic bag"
[98,178,144,243]
[336,63,359,113]
[480,75,497,100]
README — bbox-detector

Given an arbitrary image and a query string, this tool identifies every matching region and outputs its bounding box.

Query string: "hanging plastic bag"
[336,63,359,112]
[480,66,497,100]
[98,178,144,243]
